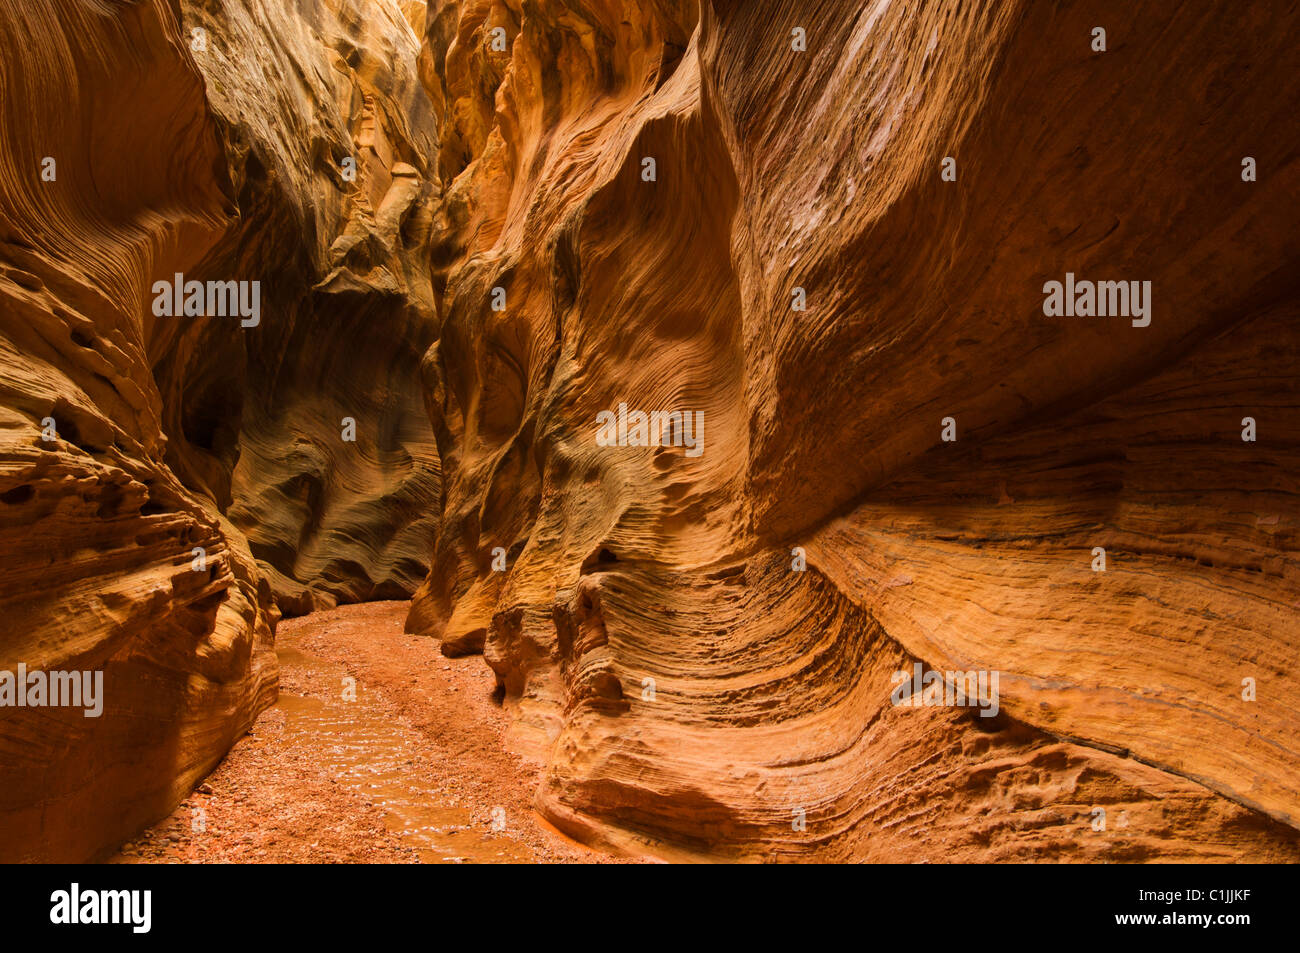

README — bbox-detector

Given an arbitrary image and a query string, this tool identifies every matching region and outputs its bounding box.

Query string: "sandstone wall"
[0,0,438,861]
[410,0,1300,860]
[0,0,1295,864]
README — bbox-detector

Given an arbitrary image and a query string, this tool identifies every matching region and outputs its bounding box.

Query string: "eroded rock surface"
[0,0,437,860]
[409,0,1300,860]
[168,0,442,615]
[0,0,1296,864]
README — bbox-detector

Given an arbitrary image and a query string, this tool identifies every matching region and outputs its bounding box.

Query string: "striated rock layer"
[0,0,438,860]
[410,0,1300,860]
[0,0,1296,865]
[165,0,442,616]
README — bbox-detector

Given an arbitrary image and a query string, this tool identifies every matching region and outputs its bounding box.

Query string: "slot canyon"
[0,0,1297,864]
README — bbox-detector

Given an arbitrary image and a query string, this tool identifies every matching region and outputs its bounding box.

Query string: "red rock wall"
[411,0,1300,860]
[0,0,438,861]
[169,0,442,616]
[0,0,1295,864]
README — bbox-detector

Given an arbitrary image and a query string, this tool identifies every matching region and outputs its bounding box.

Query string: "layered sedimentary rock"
[1,0,1296,865]
[411,0,1300,860]
[0,0,437,860]
[167,0,442,615]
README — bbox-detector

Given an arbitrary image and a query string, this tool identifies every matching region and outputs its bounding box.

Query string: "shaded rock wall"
[411,0,1300,860]
[167,0,442,615]
[0,0,438,860]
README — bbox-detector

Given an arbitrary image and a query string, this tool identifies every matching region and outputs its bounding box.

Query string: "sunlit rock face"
[411,0,1300,860]
[0,0,437,860]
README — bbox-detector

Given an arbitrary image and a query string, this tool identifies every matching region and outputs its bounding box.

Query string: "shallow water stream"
[274,639,535,863]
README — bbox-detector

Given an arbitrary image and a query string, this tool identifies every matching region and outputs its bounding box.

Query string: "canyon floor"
[108,602,621,864]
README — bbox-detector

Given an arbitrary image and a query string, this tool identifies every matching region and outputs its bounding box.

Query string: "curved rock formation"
[0,0,1295,864]
[410,0,1300,861]
[164,0,442,615]
[0,0,437,860]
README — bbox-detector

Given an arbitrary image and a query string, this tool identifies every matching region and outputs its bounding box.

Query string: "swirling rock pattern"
[0,0,1296,864]
[0,0,438,860]
[167,0,442,615]
[410,0,1300,860]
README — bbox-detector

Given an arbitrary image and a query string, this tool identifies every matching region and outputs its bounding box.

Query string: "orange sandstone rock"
[0,0,437,861]
[0,0,1296,864]
[408,0,1300,861]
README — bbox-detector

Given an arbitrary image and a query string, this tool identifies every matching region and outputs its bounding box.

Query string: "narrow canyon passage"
[1,0,1298,868]
[109,603,616,864]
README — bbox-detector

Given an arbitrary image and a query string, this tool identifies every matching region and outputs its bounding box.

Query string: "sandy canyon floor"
[108,602,622,864]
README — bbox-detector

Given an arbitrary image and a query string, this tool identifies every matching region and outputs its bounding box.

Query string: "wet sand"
[109,601,622,864]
